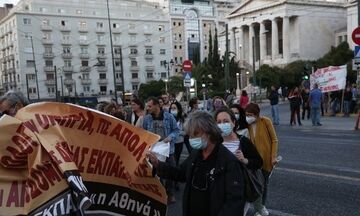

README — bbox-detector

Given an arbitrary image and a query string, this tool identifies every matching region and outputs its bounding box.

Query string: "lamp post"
[163,59,174,79]
[202,83,206,111]
[164,79,168,93]
[236,73,241,97]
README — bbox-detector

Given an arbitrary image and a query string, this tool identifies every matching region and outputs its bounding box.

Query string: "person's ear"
[15,102,24,110]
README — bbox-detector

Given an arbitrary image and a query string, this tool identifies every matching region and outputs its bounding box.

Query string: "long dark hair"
[169,101,185,123]
[230,104,248,130]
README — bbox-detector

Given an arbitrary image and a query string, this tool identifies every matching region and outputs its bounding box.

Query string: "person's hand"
[271,159,278,166]
[163,136,172,143]
[146,152,159,168]
[235,150,248,165]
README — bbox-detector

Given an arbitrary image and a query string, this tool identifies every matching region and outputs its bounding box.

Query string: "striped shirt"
[222,140,240,154]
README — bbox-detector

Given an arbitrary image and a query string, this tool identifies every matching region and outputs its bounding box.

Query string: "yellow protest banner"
[0,102,167,216]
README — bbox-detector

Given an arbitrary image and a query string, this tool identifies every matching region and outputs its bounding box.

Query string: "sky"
[0,0,19,6]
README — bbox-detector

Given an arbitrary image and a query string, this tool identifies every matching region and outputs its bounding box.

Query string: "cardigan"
[248,116,278,172]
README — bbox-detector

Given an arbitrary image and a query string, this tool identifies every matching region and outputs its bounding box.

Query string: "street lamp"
[162,59,174,79]
[236,73,241,97]
[164,79,168,93]
[201,83,207,111]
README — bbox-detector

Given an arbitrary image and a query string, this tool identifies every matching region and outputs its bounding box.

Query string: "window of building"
[161,72,167,78]
[98,47,105,54]
[158,25,164,31]
[132,73,138,79]
[179,45,182,49]
[173,22,176,26]
[58,8,65,14]
[26,60,35,67]
[80,46,88,53]
[28,87,37,94]
[97,34,104,42]
[130,48,138,55]
[42,19,50,25]
[128,23,135,30]
[81,61,88,66]
[44,46,52,53]
[114,47,121,54]
[113,34,120,42]
[116,73,122,79]
[131,59,137,66]
[204,23,206,27]
[113,23,120,28]
[43,32,51,40]
[115,60,120,67]
[130,35,136,42]
[100,86,107,93]
[45,60,53,66]
[204,45,207,50]
[47,87,55,94]
[96,22,103,28]
[178,22,181,26]
[174,45,177,49]
[28,74,35,80]
[82,73,90,79]
[79,34,87,41]
[146,48,152,55]
[79,21,87,28]
[99,73,106,79]
[64,60,71,67]
[46,74,54,80]
[160,49,166,55]
[65,74,72,80]
[147,73,153,78]
[132,85,138,90]
[63,46,71,53]
[83,86,90,92]
[76,9,83,14]
[60,20,67,26]
[23,18,31,25]
[159,37,165,43]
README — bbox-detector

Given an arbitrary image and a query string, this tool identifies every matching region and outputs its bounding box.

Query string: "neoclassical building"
[225,0,347,70]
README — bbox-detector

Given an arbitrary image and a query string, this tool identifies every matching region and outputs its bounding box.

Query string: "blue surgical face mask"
[218,123,233,137]
[189,137,208,150]
[170,110,178,116]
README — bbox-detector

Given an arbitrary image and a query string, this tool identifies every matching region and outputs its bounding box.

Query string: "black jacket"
[238,135,263,170]
[156,144,245,216]
[268,90,279,105]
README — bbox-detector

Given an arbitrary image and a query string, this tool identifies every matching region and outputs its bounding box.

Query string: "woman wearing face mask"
[169,101,186,190]
[211,96,226,116]
[229,104,249,138]
[245,103,279,216]
[215,107,263,216]
[147,111,246,216]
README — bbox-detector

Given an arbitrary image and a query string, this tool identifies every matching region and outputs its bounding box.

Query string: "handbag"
[241,164,264,202]
[238,135,265,202]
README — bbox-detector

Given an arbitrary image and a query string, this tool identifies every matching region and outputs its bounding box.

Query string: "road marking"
[269,209,299,216]
[278,167,360,182]
[282,161,360,175]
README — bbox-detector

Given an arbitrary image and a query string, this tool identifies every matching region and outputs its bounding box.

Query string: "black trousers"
[302,106,310,119]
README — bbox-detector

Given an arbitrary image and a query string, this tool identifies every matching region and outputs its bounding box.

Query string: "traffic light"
[303,65,310,80]
[303,74,309,80]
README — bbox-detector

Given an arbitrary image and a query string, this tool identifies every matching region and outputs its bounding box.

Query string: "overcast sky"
[0,0,19,6]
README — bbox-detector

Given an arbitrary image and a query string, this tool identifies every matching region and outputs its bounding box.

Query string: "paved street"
[167,102,360,216]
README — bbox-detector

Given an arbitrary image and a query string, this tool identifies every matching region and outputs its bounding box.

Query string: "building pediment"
[228,0,283,17]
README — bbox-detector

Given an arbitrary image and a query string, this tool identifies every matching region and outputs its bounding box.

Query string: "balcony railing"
[64,79,75,85]
[43,52,54,58]
[41,24,52,31]
[81,79,91,85]
[42,39,53,44]
[61,53,73,59]
[97,66,107,72]
[60,26,71,32]
[63,66,73,72]
[78,26,88,32]
[61,39,71,45]
[98,79,108,85]
[44,66,54,72]
[45,80,56,85]
[79,53,89,59]
[144,54,154,60]
[130,65,139,71]
[79,40,89,45]
[80,66,91,72]
[97,53,106,59]
[115,78,123,84]
[95,27,105,33]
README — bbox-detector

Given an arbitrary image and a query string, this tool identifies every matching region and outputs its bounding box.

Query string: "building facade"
[226,0,347,71]
[0,0,171,100]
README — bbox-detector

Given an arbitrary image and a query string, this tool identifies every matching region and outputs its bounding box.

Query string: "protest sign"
[310,65,347,92]
[0,102,166,216]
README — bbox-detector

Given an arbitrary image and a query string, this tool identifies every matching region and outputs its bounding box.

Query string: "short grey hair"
[0,91,29,107]
[184,111,223,144]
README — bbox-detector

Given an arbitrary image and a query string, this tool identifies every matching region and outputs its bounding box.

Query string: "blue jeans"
[343,101,350,116]
[271,104,280,125]
[311,107,321,125]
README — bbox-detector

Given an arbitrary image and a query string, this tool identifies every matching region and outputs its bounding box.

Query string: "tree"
[256,64,281,90]
[207,29,213,63]
[138,80,165,100]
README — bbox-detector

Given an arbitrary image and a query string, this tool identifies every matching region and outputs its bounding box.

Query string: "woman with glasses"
[214,107,263,216]
[147,111,246,216]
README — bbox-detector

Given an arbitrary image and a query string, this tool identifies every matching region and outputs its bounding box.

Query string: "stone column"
[238,26,244,60]
[271,18,279,60]
[232,27,237,54]
[249,24,255,64]
[260,21,266,61]
[283,16,290,61]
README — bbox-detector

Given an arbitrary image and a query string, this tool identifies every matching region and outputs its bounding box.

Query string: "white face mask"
[246,116,256,125]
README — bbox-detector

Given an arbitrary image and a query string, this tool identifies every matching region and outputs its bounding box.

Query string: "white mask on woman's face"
[246,116,256,125]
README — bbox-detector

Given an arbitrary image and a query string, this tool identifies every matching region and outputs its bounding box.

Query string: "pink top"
[240,95,249,109]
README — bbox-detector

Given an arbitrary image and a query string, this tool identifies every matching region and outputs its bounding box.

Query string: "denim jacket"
[142,111,179,154]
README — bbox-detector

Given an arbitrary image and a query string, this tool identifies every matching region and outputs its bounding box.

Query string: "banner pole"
[341,89,345,114]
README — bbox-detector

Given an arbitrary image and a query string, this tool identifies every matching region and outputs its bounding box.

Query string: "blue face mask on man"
[218,123,233,137]
[189,136,208,150]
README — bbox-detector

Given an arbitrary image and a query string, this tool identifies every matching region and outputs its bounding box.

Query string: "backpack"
[238,135,265,202]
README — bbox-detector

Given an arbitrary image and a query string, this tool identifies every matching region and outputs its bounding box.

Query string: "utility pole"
[106,0,118,104]
[25,74,30,101]
[54,66,58,102]
[30,36,40,100]
[120,47,125,102]
[60,75,64,101]
[225,24,230,92]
